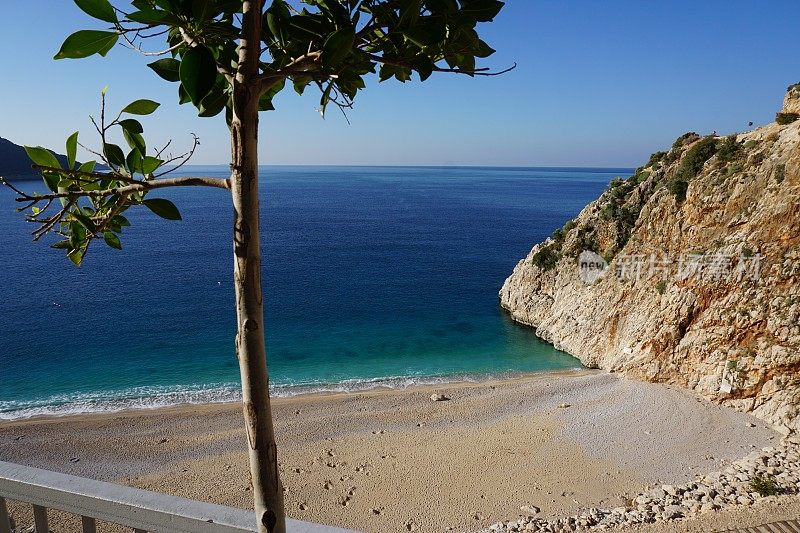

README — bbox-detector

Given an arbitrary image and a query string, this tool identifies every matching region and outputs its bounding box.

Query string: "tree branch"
[31,164,140,184]
[256,52,322,95]
[1,175,231,203]
[367,52,517,77]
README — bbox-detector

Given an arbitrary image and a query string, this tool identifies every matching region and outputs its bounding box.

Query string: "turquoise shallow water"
[0,166,624,419]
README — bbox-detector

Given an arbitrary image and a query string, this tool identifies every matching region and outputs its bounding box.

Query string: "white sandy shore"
[0,371,787,532]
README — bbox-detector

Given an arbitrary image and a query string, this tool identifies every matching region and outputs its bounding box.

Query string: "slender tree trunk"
[230,2,286,532]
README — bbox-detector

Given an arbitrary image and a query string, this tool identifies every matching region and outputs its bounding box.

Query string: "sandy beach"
[0,371,788,532]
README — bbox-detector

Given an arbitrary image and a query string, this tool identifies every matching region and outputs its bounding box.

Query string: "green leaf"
[321,26,355,68]
[121,99,160,115]
[42,173,60,193]
[54,30,118,59]
[103,231,122,249]
[288,14,326,39]
[123,130,147,154]
[147,58,181,82]
[70,220,86,246]
[141,156,163,174]
[378,63,396,82]
[198,82,230,117]
[265,1,291,45]
[68,249,84,266]
[103,143,126,168]
[427,0,458,13]
[403,24,446,48]
[126,148,143,173]
[127,9,167,24]
[113,214,131,227]
[460,0,504,22]
[143,198,182,220]
[72,211,97,233]
[23,146,61,169]
[311,0,349,25]
[66,131,79,169]
[180,45,217,105]
[51,240,72,250]
[118,118,143,134]
[78,160,97,173]
[178,84,192,105]
[293,75,312,95]
[474,39,496,58]
[192,0,214,21]
[258,78,284,111]
[412,54,435,81]
[73,0,117,22]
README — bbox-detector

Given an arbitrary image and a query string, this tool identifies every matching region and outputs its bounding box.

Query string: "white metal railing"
[0,461,359,533]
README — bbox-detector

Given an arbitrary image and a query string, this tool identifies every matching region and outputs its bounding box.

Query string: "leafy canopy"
[4,0,507,266]
[59,0,509,119]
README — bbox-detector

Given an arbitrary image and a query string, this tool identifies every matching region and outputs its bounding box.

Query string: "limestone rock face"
[500,98,800,433]
[783,83,800,115]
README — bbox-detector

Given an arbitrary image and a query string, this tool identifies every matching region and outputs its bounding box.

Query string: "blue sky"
[1,1,799,167]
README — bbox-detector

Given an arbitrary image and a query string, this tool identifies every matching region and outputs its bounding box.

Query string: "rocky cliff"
[500,86,800,434]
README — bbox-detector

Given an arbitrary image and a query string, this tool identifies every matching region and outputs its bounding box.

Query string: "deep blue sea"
[0,166,624,419]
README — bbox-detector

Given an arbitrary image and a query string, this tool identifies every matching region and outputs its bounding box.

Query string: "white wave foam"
[0,368,582,421]
[0,383,242,421]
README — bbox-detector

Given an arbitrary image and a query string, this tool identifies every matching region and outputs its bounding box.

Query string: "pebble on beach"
[485,440,800,532]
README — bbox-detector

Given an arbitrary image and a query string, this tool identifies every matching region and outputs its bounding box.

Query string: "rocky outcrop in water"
[500,86,800,434]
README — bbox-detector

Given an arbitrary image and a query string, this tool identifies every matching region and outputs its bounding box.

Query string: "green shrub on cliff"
[672,132,699,149]
[776,112,799,125]
[575,227,598,252]
[668,179,689,202]
[716,135,741,163]
[646,151,667,168]
[675,136,717,181]
[608,177,624,189]
[616,206,638,227]
[611,183,629,199]
[727,162,742,176]
[600,204,617,220]
[532,243,559,270]
[775,163,786,183]
[551,227,566,245]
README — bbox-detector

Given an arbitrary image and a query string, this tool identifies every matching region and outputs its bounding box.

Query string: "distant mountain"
[0,136,71,179]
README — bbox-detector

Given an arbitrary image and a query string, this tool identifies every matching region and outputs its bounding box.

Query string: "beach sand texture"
[0,372,786,532]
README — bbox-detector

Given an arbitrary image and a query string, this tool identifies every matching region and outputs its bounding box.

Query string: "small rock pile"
[484,442,800,532]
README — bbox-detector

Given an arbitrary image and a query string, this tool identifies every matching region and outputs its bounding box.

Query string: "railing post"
[81,515,97,533]
[32,504,49,532]
[0,497,11,533]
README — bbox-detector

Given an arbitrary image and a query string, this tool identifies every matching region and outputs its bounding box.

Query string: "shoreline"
[0,371,783,532]
[0,367,589,424]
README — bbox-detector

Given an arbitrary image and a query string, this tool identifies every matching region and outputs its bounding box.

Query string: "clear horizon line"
[182,163,638,170]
